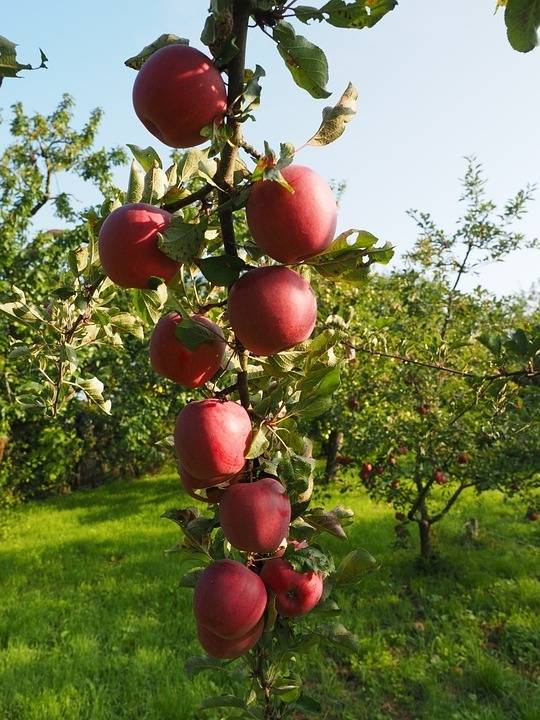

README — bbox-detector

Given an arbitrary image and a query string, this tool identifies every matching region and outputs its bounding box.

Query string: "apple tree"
[315,158,539,561]
[1,1,402,716]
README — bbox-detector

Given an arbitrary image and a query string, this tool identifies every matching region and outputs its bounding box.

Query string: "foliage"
[0,35,47,85]
[315,158,540,559]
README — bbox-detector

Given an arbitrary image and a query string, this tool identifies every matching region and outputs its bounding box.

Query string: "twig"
[162,183,213,213]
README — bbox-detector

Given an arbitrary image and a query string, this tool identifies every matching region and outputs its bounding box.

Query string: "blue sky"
[1,0,539,296]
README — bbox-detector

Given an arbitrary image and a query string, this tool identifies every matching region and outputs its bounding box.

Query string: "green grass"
[0,472,538,720]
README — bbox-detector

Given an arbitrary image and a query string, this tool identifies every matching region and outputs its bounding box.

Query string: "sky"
[1,0,539,297]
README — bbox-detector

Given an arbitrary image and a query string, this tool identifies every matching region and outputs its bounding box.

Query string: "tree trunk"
[324,429,343,483]
[418,521,433,561]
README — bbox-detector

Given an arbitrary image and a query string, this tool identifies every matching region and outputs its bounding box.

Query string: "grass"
[0,471,538,720]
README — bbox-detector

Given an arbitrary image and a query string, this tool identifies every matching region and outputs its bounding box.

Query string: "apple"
[196,617,264,659]
[260,558,323,617]
[246,165,337,263]
[526,509,539,521]
[228,266,317,356]
[132,45,227,148]
[219,477,291,553]
[433,469,447,485]
[194,560,267,639]
[150,312,225,388]
[179,464,242,502]
[457,452,471,465]
[174,399,252,483]
[98,203,179,289]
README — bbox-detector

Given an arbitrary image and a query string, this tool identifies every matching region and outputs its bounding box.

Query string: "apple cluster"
[97,44,336,659]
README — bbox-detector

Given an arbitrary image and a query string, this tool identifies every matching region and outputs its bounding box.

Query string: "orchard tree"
[0,1,401,716]
[316,158,539,561]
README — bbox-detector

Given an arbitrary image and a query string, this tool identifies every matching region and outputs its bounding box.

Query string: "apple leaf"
[306,82,358,147]
[304,506,354,540]
[175,316,219,351]
[129,284,168,326]
[298,365,341,398]
[334,547,379,586]
[273,22,331,99]
[307,228,394,285]
[242,64,266,117]
[245,426,270,460]
[285,545,335,574]
[179,567,205,588]
[199,695,246,710]
[314,622,360,653]
[321,0,398,29]
[277,450,315,499]
[294,6,325,23]
[124,34,189,70]
[76,377,111,414]
[505,0,540,52]
[293,394,333,419]
[159,215,207,264]
[292,695,323,714]
[126,144,162,172]
[184,655,229,679]
[198,255,248,286]
[0,36,47,82]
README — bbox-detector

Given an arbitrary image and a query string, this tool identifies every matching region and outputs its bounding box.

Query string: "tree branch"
[162,183,212,213]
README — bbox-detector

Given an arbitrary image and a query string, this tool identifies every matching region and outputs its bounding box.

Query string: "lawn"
[0,471,538,720]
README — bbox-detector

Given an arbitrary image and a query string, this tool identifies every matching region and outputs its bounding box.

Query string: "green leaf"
[242,65,266,115]
[0,35,47,80]
[124,34,190,70]
[245,426,270,460]
[175,316,219,351]
[109,313,145,340]
[273,22,331,99]
[184,655,228,679]
[294,395,333,420]
[52,287,76,300]
[314,622,360,653]
[179,567,205,588]
[505,0,540,52]
[321,0,398,29]
[478,332,502,356]
[306,82,358,146]
[199,695,246,710]
[304,506,353,540]
[285,545,335,574]
[159,216,207,263]
[293,695,323,714]
[295,6,325,23]
[278,451,314,497]
[299,366,341,398]
[8,345,30,360]
[308,228,394,285]
[126,159,146,203]
[76,377,111,414]
[126,144,162,173]
[130,284,168,326]
[177,148,217,184]
[198,255,247,286]
[334,547,379,586]
[142,162,169,204]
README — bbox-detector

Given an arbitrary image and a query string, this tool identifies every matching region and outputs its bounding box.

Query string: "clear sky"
[1,1,539,296]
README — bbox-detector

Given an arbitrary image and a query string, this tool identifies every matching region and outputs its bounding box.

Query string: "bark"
[324,429,343,483]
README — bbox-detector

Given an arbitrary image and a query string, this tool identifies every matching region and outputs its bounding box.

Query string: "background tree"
[316,158,539,560]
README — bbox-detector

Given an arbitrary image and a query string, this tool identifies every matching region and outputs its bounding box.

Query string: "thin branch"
[241,140,262,162]
[162,183,212,213]
[29,164,52,217]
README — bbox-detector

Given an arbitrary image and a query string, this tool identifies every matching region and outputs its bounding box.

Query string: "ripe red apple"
[98,203,179,288]
[175,399,252,483]
[526,509,539,521]
[433,469,447,485]
[180,464,242,502]
[374,465,385,476]
[228,267,317,356]
[457,451,471,465]
[196,617,264,659]
[194,560,267,639]
[260,558,323,618]
[150,312,225,388]
[246,165,337,263]
[219,477,291,553]
[398,445,409,456]
[132,45,227,148]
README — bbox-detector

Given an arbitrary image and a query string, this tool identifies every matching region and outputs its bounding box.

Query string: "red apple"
[174,399,252,483]
[457,452,471,465]
[194,560,267,639]
[180,464,242,502]
[246,165,337,263]
[132,45,227,148]
[260,558,323,618]
[433,469,447,485]
[98,203,179,288]
[219,477,291,553]
[228,267,317,356]
[196,617,264,659]
[150,312,225,388]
